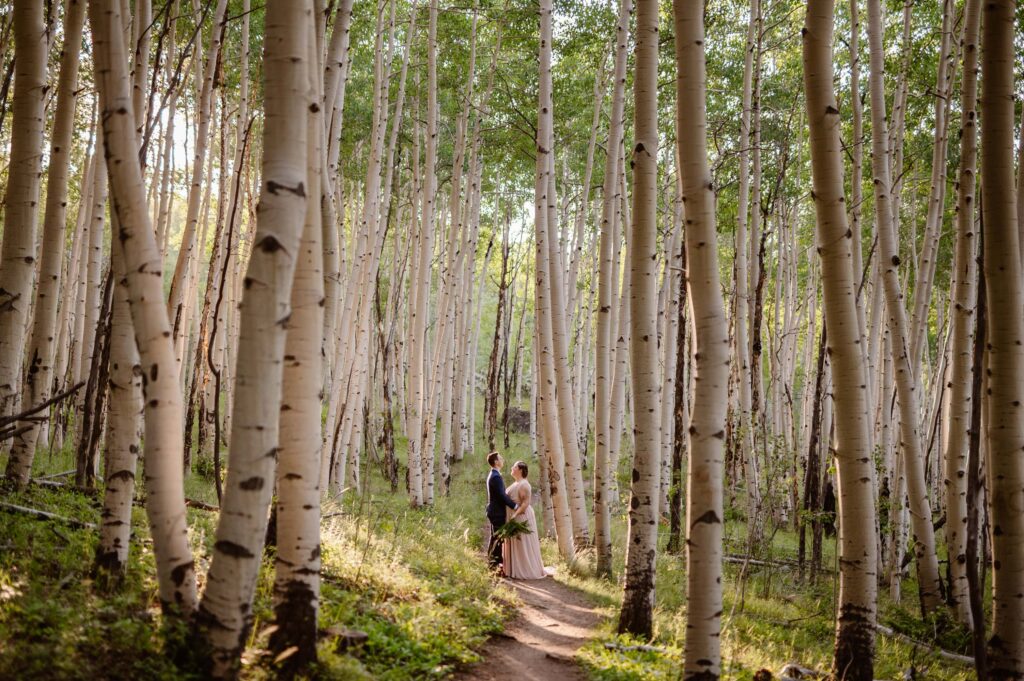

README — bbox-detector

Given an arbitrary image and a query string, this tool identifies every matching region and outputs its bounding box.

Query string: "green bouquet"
[493,519,531,540]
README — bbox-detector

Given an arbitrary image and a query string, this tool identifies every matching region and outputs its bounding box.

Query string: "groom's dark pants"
[487,514,505,568]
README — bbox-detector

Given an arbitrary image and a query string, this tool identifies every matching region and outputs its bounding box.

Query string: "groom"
[485,451,517,570]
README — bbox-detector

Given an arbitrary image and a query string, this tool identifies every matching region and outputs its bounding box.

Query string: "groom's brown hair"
[487,451,500,467]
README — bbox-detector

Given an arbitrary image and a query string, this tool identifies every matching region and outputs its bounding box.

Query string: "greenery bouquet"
[493,519,531,541]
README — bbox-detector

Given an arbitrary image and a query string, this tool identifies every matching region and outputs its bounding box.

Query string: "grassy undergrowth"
[0,443,518,680]
[2,420,981,680]
[556,501,976,681]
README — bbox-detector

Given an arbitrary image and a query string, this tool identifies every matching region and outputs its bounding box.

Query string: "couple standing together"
[485,451,547,580]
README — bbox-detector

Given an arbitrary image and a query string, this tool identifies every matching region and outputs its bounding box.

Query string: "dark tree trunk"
[799,324,827,580]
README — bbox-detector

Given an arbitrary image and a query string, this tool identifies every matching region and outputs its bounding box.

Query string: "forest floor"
[0,417,981,680]
[454,575,603,681]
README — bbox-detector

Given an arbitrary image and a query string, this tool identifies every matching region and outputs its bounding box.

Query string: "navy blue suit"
[486,468,517,567]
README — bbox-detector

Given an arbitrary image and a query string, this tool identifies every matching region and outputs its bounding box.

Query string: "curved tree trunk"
[803,3,878,678]
[673,1,730,675]
[88,0,197,614]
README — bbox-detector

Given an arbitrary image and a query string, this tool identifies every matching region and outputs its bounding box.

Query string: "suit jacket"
[486,469,517,523]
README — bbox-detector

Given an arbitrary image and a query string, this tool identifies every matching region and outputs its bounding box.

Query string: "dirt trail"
[455,574,603,681]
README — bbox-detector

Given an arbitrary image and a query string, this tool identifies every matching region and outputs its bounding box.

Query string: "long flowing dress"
[502,480,547,579]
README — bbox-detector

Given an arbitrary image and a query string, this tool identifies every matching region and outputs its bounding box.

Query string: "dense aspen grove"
[0,0,1023,679]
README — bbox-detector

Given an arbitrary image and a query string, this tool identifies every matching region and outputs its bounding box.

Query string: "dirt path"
[455,574,603,681]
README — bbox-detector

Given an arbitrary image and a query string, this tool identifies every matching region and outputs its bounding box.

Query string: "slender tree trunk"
[733,0,759,518]
[942,0,980,628]
[542,134,590,547]
[0,0,48,423]
[803,1,878,678]
[95,227,142,578]
[617,0,661,637]
[89,0,197,614]
[980,0,1024,675]
[270,22,324,668]
[6,0,86,483]
[405,0,436,508]
[594,0,631,578]
[165,0,228,376]
[666,206,689,555]
[673,1,730,674]
[535,0,574,559]
[196,0,311,674]
[864,0,943,614]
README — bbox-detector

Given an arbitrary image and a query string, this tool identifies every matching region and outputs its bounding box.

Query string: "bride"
[502,461,547,580]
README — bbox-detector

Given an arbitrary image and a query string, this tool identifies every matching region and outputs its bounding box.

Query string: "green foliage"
[492,518,531,540]
[0,449,515,680]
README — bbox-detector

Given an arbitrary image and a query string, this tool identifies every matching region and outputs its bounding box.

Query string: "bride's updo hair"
[513,461,528,478]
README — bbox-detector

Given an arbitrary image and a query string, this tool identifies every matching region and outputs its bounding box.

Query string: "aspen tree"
[980,0,1024,674]
[130,0,151,140]
[96,0,151,575]
[617,0,661,638]
[6,0,86,484]
[733,0,759,514]
[96,233,143,577]
[320,0,354,384]
[608,147,631,497]
[909,0,956,375]
[166,0,228,373]
[52,120,95,450]
[196,0,311,673]
[942,0,980,627]
[88,0,197,613]
[658,210,682,517]
[75,151,109,448]
[543,157,591,545]
[409,0,438,501]
[803,1,877,677]
[271,20,324,668]
[405,0,437,507]
[0,0,47,423]
[536,0,575,559]
[847,0,873,441]
[594,0,631,577]
[154,0,179,258]
[673,0,730,674]
[864,0,943,613]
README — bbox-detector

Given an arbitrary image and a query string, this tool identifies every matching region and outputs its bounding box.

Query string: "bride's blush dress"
[502,480,547,579]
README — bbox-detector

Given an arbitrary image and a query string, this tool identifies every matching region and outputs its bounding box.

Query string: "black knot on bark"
[257,235,283,253]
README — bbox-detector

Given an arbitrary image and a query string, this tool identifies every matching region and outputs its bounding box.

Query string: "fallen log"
[0,502,97,530]
[876,624,973,665]
[602,642,673,655]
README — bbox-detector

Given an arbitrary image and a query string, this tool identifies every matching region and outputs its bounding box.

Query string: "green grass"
[1,414,981,680]
[0,431,522,680]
